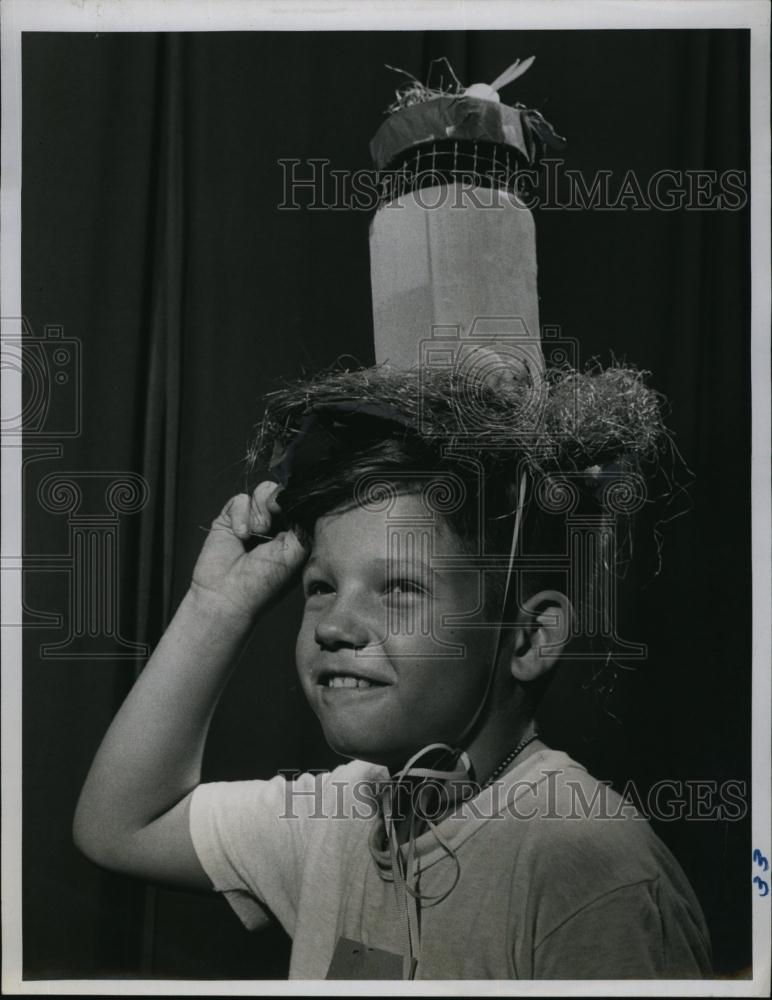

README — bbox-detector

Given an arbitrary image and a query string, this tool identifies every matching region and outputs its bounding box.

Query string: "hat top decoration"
[371,56,566,183]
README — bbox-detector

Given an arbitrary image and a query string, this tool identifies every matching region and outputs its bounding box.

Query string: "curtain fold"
[135,34,185,652]
[129,33,187,976]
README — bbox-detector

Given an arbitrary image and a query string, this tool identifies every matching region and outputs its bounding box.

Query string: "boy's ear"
[508,590,575,683]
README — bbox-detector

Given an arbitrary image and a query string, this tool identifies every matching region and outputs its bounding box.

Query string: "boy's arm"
[72,484,306,890]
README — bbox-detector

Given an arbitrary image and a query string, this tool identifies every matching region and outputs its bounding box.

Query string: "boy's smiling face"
[295,492,502,767]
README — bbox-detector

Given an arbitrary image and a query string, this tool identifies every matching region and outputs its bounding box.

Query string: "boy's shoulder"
[495,748,710,939]
[500,750,712,970]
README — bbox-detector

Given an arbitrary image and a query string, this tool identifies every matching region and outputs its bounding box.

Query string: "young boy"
[73,364,712,981]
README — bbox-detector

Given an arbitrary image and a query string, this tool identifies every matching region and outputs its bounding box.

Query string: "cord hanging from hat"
[453,468,530,754]
[376,742,470,980]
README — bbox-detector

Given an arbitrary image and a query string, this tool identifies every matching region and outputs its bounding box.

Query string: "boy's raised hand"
[190,481,308,624]
[74,480,307,890]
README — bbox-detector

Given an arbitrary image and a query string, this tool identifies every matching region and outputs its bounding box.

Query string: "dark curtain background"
[21,30,751,979]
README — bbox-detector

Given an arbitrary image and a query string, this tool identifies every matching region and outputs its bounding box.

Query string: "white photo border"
[2,0,770,996]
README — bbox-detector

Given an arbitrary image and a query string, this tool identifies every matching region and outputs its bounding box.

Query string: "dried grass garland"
[247,362,669,480]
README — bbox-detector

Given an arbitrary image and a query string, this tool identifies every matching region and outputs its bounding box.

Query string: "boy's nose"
[314,601,375,651]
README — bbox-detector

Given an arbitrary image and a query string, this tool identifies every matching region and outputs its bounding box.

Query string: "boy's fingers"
[213,484,282,542]
[247,528,308,578]
[282,528,308,566]
[266,485,283,515]
[225,493,251,539]
[249,481,281,535]
[214,494,240,527]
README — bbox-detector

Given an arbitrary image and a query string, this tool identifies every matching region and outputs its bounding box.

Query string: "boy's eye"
[384,578,427,598]
[304,579,334,598]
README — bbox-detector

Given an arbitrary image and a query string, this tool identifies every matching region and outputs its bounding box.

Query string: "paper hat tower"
[368,62,564,374]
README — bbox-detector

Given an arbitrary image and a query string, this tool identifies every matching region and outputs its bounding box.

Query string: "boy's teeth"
[327,676,373,689]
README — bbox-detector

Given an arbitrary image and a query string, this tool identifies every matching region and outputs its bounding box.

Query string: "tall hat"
[255,57,664,500]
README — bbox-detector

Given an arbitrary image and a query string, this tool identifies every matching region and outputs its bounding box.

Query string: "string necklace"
[481,727,541,790]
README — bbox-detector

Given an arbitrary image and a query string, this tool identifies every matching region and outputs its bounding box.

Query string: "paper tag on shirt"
[326,936,404,979]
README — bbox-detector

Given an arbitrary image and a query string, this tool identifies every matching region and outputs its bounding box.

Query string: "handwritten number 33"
[753,849,769,897]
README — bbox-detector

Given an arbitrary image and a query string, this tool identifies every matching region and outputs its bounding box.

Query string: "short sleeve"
[533,877,713,979]
[189,771,325,936]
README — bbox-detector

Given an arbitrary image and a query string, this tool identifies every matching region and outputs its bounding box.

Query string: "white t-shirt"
[189,747,712,980]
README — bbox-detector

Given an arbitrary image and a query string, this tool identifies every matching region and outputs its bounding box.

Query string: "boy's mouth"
[326,676,378,689]
[317,669,389,690]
